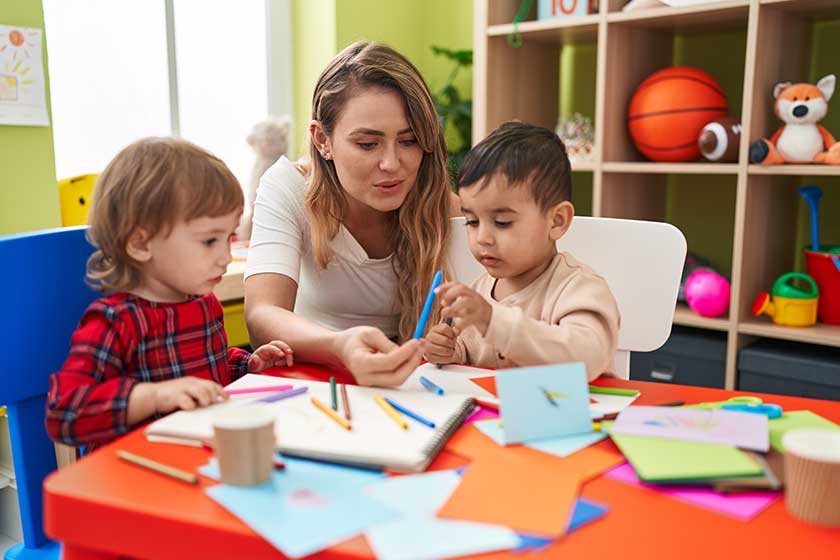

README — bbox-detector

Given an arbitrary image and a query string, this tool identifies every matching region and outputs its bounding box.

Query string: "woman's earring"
[322,151,332,160]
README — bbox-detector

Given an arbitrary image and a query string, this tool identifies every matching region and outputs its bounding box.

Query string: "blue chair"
[0,227,96,560]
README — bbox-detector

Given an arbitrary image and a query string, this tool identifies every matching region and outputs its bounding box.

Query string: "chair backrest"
[447,216,687,377]
[0,226,96,556]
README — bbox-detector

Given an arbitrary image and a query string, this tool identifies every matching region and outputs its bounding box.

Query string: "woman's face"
[318,87,424,216]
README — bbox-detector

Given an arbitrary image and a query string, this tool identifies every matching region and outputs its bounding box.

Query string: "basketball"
[628,66,728,162]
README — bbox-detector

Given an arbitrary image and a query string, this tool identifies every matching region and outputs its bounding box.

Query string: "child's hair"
[86,137,244,293]
[456,121,572,209]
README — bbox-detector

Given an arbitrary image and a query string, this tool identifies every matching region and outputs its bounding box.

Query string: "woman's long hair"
[302,41,450,341]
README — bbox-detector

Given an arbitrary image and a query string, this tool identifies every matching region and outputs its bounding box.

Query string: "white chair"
[447,216,687,378]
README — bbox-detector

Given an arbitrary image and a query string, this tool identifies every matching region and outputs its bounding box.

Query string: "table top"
[44,366,840,560]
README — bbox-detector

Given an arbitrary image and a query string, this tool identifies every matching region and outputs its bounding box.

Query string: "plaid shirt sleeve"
[227,347,251,381]
[46,302,137,447]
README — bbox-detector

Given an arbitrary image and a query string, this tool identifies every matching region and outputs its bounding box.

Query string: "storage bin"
[738,339,840,401]
[630,326,727,388]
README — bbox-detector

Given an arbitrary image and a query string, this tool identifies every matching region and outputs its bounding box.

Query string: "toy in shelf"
[698,116,741,163]
[752,273,818,327]
[628,66,728,162]
[556,113,594,164]
[799,185,840,325]
[749,75,840,165]
[623,0,729,11]
[685,268,730,318]
[538,0,597,19]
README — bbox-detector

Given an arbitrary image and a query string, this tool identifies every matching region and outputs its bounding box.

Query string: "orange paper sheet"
[438,450,580,536]
[438,437,623,537]
[471,375,497,395]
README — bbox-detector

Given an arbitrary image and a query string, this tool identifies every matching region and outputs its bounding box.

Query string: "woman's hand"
[334,326,425,387]
[248,340,294,372]
[435,282,493,337]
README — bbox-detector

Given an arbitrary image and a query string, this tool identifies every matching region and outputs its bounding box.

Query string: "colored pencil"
[340,383,351,420]
[588,386,640,397]
[375,395,408,430]
[413,270,443,339]
[419,375,445,395]
[311,397,352,430]
[117,450,197,485]
[384,396,436,428]
[330,376,337,410]
[251,386,308,404]
[225,384,293,396]
[474,397,499,411]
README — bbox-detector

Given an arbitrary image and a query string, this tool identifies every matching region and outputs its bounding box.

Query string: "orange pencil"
[311,396,352,430]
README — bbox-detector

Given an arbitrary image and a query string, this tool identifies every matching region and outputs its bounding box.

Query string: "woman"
[245,41,459,386]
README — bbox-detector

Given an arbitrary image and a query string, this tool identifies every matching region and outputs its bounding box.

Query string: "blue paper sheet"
[363,470,519,560]
[515,498,609,550]
[366,517,520,560]
[495,363,593,444]
[472,419,607,456]
[202,457,394,558]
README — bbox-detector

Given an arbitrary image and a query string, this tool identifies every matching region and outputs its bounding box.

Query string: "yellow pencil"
[311,397,352,430]
[116,450,197,485]
[375,395,408,430]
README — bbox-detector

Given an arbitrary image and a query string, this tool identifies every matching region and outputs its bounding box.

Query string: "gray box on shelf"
[738,339,840,401]
[630,326,727,388]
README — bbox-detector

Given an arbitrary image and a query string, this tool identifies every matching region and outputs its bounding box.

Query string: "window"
[43,0,270,190]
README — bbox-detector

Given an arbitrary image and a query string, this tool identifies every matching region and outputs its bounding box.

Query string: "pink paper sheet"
[465,407,499,424]
[605,463,780,521]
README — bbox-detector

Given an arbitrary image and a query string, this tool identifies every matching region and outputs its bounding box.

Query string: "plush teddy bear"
[236,116,291,240]
[750,74,840,165]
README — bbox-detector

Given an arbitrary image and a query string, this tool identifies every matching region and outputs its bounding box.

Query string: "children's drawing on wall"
[0,25,49,126]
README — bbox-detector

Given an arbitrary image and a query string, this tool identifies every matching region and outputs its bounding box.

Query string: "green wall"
[0,1,60,235]
[292,0,473,158]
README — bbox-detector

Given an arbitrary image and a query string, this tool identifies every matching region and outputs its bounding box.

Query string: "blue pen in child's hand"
[413,270,443,339]
[419,375,445,395]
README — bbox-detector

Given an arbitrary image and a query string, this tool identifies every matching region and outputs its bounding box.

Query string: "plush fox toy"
[750,74,840,165]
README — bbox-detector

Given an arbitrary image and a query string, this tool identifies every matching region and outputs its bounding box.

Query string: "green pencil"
[330,376,337,410]
[589,386,640,397]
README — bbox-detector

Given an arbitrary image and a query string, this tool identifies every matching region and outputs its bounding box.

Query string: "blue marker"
[413,270,443,339]
[419,375,445,396]
[384,396,436,428]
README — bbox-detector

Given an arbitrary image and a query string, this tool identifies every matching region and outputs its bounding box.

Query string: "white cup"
[212,407,276,486]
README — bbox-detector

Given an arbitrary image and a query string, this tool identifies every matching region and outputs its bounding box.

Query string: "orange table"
[44,365,840,559]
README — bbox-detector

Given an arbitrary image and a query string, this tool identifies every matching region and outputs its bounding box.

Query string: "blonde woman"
[245,42,459,386]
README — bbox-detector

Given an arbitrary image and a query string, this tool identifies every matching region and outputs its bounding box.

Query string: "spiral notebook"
[145,374,475,472]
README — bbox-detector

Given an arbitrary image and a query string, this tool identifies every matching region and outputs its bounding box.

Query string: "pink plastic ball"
[685,269,730,318]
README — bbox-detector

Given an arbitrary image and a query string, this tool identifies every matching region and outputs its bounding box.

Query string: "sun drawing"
[0,28,37,101]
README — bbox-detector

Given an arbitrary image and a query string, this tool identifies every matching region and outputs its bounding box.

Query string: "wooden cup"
[783,428,840,527]
[212,407,276,486]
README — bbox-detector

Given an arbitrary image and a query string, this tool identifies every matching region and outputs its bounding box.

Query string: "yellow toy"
[752,272,819,327]
[58,174,98,226]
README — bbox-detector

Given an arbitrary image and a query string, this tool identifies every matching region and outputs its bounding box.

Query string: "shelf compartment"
[606,1,749,31]
[487,16,600,44]
[486,0,601,26]
[673,303,731,331]
[601,20,747,163]
[603,162,738,174]
[738,319,840,348]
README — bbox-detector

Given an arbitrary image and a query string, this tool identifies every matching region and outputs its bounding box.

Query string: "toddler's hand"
[153,377,227,414]
[248,340,294,372]
[435,282,493,337]
[425,323,458,364]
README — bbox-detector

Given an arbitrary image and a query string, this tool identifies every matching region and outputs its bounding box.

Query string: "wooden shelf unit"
[473,0,840,389]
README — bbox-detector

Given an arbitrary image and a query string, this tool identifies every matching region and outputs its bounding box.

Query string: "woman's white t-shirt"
[244,157,401,337]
